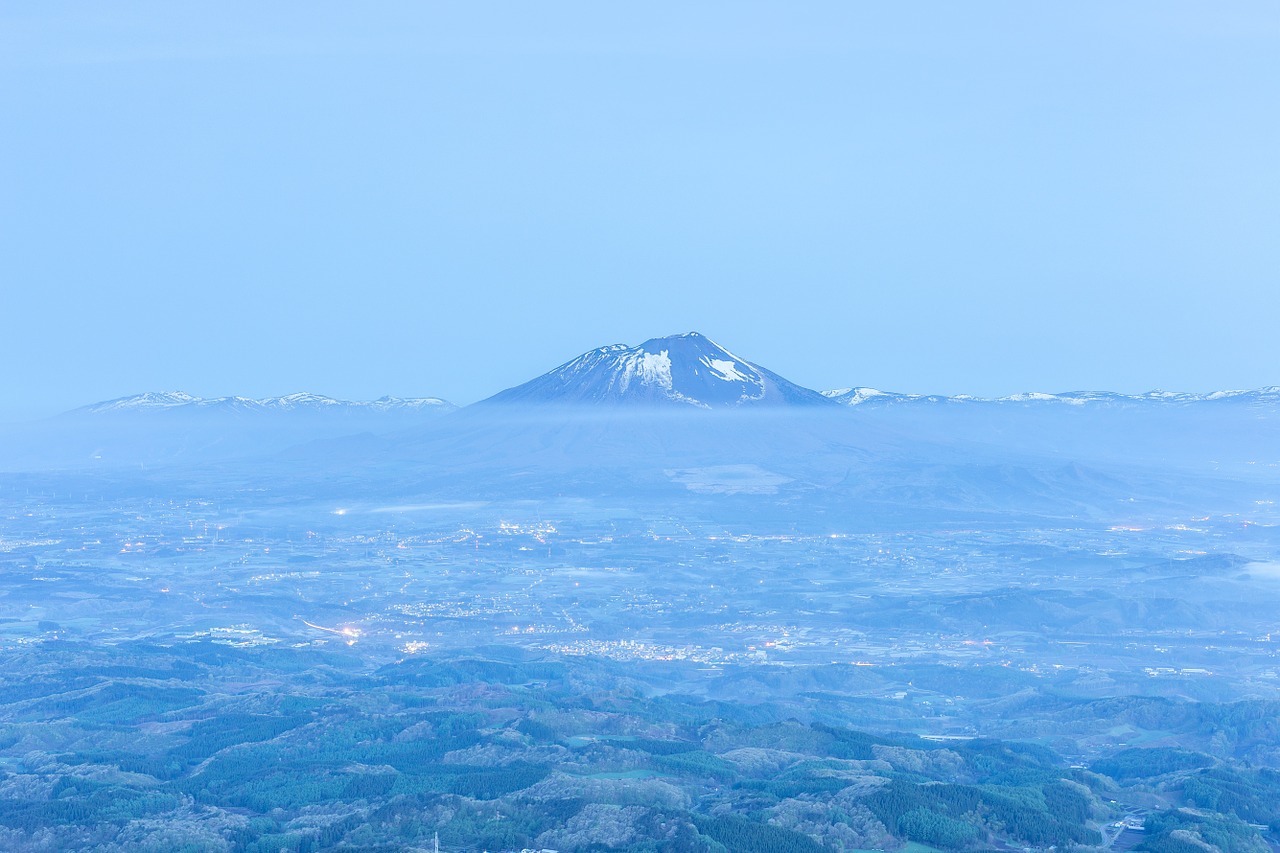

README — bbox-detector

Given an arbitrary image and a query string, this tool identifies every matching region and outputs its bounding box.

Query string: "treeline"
[8,641,1280,852]
[862,777,1100,848]
[1092,747,1214,781]
[0,779,181,833]
[693,813,828,853]
[1064,696,1280,757]
[1140,808,1270,853]
[1181,766,1280,829]
[86,711,313,780]
[174,712,499,809]
[22,682,204,725]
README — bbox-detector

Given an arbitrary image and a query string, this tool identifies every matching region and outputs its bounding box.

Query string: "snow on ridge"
[369,396,452,411]
[998,392,1060,403]
[84,391,202,412]
[822,387,1280,406]
[78,392,455,415]
[270,392,341,405]
[822,387,922,406]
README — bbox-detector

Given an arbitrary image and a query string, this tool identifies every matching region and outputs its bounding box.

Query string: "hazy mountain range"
[71,332,1280,415]
[9,336,1279,852]
[0,332,1271,489]
[78,391,455,415]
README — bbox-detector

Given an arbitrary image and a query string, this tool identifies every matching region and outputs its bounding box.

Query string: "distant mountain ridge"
[480,332,835,409]
[822,386,1280,407]
[12,332,1278,477]
[67,331,1279,417]
[8,391,457,470]
[76,392,455,415]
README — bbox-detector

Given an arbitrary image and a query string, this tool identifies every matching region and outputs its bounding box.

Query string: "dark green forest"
[1,640,1279,851]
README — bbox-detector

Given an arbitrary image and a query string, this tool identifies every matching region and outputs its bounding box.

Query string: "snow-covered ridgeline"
[78,392,455,415]
[822,387,1280,407]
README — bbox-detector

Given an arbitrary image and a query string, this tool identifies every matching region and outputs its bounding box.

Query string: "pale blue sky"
[2,2,1278,419]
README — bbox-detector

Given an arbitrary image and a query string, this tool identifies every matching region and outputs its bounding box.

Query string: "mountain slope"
[481,332,834,409]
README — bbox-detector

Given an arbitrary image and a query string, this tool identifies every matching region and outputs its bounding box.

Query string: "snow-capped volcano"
[481,332,834,409]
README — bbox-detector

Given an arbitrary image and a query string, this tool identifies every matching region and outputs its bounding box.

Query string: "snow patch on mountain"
[634,351,673,390]
[703,358,750,384]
